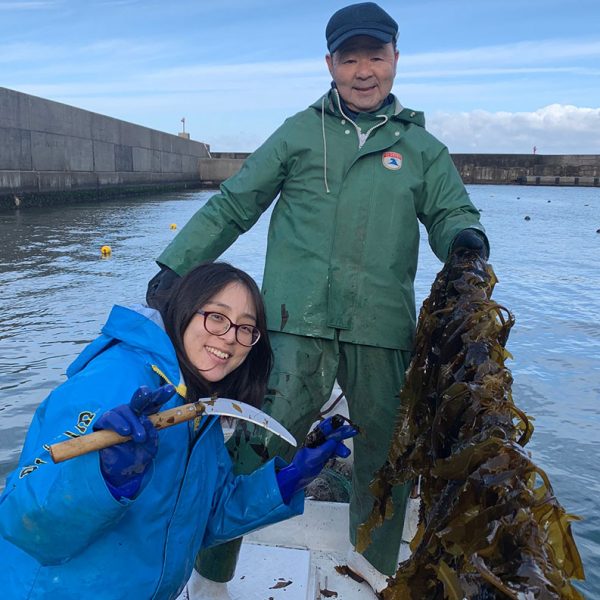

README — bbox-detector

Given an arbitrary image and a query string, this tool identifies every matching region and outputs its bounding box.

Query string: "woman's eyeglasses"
[197,310,261,347]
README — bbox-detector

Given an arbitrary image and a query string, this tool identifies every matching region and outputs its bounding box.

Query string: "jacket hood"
[310,89,426,127]
[66,305,183,388]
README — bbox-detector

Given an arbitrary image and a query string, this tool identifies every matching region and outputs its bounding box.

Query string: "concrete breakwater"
[1,87,599,208]
[0,87,210,208]
[452,153,600,187]
[200,152,600,189]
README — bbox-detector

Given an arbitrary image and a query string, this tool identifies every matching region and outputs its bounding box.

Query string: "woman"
[0,262,356,599]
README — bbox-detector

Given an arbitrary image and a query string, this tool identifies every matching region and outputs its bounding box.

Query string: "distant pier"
[198,152,600,189]
[1,87,599,209]
[452,153,600,187]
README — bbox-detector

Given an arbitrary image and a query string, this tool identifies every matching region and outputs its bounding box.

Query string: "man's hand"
[276,415,359,503]
[146,265,181,311]
[94,384,176,499]
[451,228,489,260]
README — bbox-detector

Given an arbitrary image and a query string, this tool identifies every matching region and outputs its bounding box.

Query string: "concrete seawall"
[2,87,598,209]
[0,87,211,208]
[452,153,600,186]
[199,152,600,188]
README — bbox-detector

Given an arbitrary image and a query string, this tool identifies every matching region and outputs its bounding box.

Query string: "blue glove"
[451,228,489,260]
[276,416,359,504]
[94,384,176,499]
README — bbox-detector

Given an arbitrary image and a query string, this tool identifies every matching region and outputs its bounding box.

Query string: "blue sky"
[1,0,599,153]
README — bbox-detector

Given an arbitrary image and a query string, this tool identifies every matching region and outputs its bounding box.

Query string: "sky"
[1,0,599,154]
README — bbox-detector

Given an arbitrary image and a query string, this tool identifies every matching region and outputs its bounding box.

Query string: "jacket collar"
[310,89,426,128]
[66,305,184,394]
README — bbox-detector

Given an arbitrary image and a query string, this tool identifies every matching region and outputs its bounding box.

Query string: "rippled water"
[1,185,599,596]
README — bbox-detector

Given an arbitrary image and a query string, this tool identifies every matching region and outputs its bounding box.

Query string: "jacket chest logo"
[382,151,403,171]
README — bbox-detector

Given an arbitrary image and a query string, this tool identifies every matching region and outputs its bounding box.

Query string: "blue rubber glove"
[451,228,489,260]
[276,416,359,504]
[93,384,176,500]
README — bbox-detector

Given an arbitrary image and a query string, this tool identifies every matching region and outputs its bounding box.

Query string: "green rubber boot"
[194,537,243,583]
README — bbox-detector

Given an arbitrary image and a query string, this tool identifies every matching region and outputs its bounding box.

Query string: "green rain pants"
[196,330,412,580]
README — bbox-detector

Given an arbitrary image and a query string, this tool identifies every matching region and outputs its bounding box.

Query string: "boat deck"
[180,497,420,600]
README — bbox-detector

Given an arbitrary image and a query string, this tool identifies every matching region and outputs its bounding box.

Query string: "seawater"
[1,184,599,596]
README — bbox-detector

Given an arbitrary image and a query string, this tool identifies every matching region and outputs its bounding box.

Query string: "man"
[148,3,488,595]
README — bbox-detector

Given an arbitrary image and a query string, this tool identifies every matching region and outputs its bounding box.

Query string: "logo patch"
[382,151,403,171]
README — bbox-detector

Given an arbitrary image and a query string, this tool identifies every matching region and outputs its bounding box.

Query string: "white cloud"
[0,38,171,65]
[398,66,600,79]
[401,39,600,71]
[0,42,66,63]
[428,105,600,154]
[0,1,57,9]
[96,0,142,5]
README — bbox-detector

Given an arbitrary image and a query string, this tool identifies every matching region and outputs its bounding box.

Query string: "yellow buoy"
[170,223,177,230]
[100,245,112,257]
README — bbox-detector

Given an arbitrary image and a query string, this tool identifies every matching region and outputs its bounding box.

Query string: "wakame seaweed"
[357,248,585,599]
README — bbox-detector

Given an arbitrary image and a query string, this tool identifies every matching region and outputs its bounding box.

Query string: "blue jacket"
[0,305,303,599]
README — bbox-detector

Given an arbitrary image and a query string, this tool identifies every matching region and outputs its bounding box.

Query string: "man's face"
[326,36,399,114]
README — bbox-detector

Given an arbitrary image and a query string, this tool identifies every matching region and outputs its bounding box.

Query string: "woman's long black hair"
[162,262,273,408]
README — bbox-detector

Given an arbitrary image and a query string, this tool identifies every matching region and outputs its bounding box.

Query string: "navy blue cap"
[326,2,398,53]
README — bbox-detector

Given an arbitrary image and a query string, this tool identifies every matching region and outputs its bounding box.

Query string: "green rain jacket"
[158,89,485,350]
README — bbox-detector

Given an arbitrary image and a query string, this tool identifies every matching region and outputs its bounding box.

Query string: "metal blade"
[197,397,297,447]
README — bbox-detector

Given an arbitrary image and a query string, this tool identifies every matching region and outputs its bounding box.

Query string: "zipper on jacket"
[150,364,187,398]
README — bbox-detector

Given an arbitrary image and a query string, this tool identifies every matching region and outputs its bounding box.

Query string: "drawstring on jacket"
[321,88,390,193]
[321,97,330,194]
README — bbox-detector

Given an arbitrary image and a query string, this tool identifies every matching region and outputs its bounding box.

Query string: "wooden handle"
[49,402,205,464]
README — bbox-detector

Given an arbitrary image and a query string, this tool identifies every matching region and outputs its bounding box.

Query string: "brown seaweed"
[357,249,585,599]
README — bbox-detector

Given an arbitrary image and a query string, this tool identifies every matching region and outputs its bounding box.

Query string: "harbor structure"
[1,87,598,208]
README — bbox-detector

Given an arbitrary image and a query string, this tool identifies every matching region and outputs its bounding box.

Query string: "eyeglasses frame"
[196,310,261,347]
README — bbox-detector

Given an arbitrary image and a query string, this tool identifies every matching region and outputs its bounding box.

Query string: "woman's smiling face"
[183,282,256,382]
